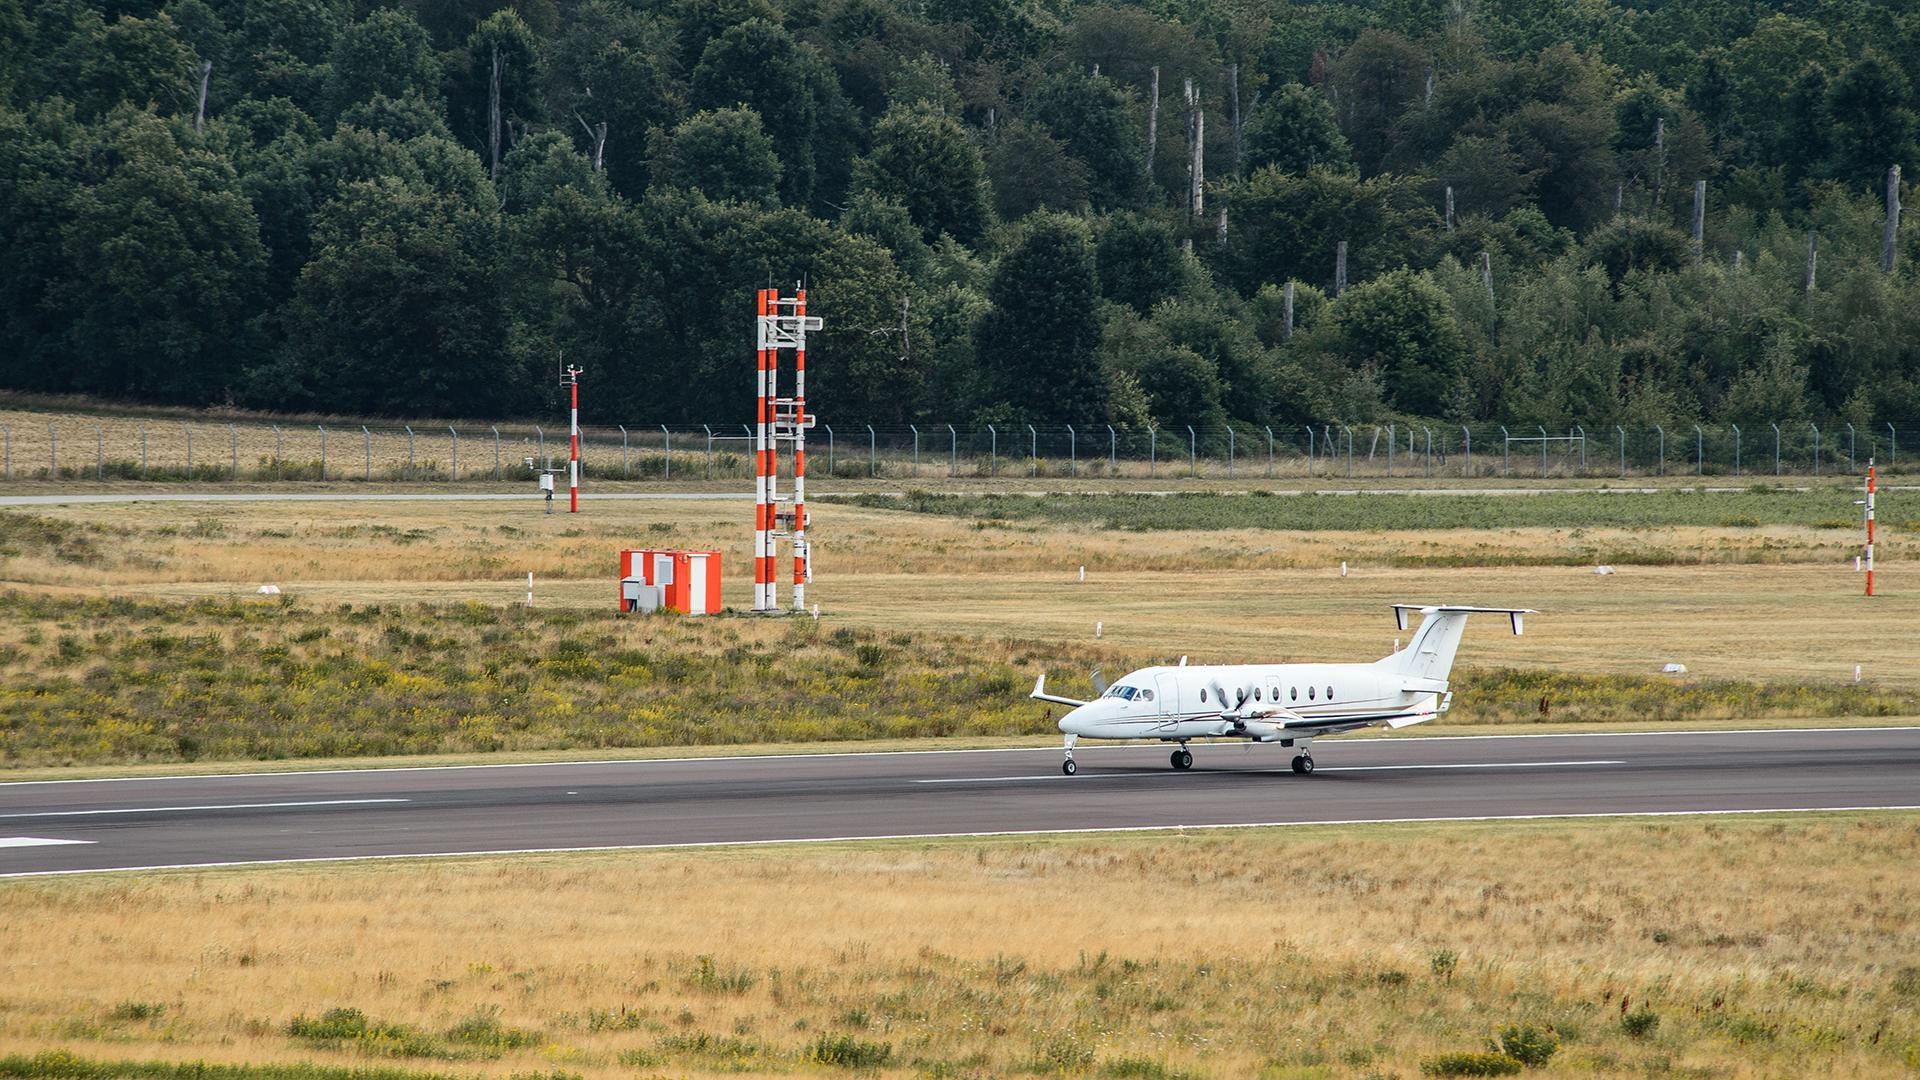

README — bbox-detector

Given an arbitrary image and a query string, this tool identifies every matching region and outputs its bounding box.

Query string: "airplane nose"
[1058,705,1092,736]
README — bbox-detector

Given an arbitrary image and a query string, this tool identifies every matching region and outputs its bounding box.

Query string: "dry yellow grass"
[1,815,1916,1077]
[5,498,1914,689]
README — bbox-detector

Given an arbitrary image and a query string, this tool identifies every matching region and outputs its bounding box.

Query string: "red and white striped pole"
[791,288,810,612]
[1866,459,1876,597]
[563,364,583,513]
[754,290,774,611]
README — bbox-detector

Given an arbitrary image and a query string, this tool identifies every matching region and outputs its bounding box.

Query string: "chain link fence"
[0,414,1910,482]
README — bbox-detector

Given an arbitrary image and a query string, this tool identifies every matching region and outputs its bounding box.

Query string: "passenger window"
[1326,686,1334,700]
[1308,686,1316,700]
[1142,689,1154,701]
[1254,687,1261,701]
[1200,689,1208,703]
[1290,687,1297,701]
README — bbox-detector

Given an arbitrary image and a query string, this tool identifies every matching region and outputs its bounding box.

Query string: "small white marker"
[1078,565,1086,583]
[1855,664,1862,682]
[526,571,534,608]
[1095,621,1103,639]
[1340,561,1348,577]
[1856,555,1863,571]
[812,603,820,621]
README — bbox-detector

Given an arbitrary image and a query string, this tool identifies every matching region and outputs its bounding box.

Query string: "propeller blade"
[1090,666,1108,696]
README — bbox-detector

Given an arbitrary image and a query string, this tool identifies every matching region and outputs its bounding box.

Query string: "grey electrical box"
[620,577,662,613]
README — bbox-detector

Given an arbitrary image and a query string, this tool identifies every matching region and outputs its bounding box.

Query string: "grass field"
[0,490,1915,767]
[2,815,1917,1078]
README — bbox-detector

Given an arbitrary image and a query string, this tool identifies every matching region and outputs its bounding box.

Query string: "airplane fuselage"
[1057,662,1442,744]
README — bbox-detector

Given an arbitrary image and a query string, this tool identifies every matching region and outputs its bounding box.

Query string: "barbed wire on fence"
[0,416,1910,482]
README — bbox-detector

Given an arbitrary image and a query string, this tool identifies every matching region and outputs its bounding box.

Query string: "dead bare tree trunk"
[1805,230,1818,292]
[1146,66,1160,173]
[1183,78,1203,254]
[1282,281,1295,340]
[1334,240,1347,296]
[1653,117,1666,214]
[1692,179,1706,263]
[1228,63,1243,176]
[1444,186,1454,232]
[1885,164,1902,273]
[488,45,504,183]
[194,60,212,134]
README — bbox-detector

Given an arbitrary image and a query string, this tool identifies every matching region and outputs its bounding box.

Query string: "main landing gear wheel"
[1290,754,1315,775]
[1171,748,1194,770]
[1061,758,1077,776]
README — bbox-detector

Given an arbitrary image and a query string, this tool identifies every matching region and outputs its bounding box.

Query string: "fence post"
[46,423,55,479]
[319,426,328,480]
[1732,424,1740,476]
[742,424,753,480]
[1226,426,1235,476]
[869,424,877,477]
[702,424,713,479]
[1305,426,1315,476]
[1500,425,1511,478]
[1343,425,1353,478]
[492,426,501,479]
[450,426,460,480]
[1810,423,1820,476]
[1186,425,1196,478]
[1655,425,1665,476]
[660,425,670,480]
[95,425,103,480]
[1694,425,1702,476]
[139,423,147,478]
[1771,423,1780,475]
[2,424,9,479]
[1107,425,1116,471]
[909,424,920,475]
[271,425,282,480]
[1846,423,1855,473]
[1423,426,1433,477]
[1148,426,1156,476]
[1067,425,1076,477]
[948,424,957,477]
[826,424,835,476]
[229,424,238,480]
[1538,424,1548,476]
[618,425,627,478]
[1889,422,1898,469]
[1616,425,1625,478]
[1027,423,1037,477]
[1462,425,1472,477]
[1386,422,1395,477]
[362,426,371,479]
[1266,426,1274,478]
[1573,424,1586,473]
[536,426,546,469]
[987,425,996,475]
[183,423,192,473]
[403,426,414,479]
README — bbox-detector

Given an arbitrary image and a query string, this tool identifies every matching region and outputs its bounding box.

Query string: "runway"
[2,727,1916,877]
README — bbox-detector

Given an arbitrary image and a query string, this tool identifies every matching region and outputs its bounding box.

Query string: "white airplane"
[1032,604,1534,776]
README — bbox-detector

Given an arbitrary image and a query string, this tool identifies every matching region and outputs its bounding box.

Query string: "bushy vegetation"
[7,0,1920,432]
[835,488,1893,532]
[0,591,1910,769]
[1419,1051,1524,1076]
[0,1051,472,1080]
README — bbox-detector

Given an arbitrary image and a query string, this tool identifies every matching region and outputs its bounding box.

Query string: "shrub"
[1429,948,1459,980]
[806,1034,893,1068]
[443,1007,540,1051]
[108,1002,166,1022]
[1419,1052,1523,1076]
[1494,1024,1557,1066]
[1621,1007,1659,1038]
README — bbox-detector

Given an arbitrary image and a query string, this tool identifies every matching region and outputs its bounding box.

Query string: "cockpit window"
[1103,685,1141,700]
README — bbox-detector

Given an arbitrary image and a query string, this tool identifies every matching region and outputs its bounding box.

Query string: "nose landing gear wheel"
[1290,754,1314,775]
[1171,748,1193,770]
[1062,758,1077,776]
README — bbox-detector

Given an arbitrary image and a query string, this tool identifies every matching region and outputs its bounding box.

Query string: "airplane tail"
[1377,605,1533,687]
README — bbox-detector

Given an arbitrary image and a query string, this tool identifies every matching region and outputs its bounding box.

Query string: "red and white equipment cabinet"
[618,549,722,615]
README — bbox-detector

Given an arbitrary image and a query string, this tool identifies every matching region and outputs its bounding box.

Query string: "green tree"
[1584,217,1690,283]
[1327,268,1469,417]
[499,129,605,211]
[853,103,991,244]
[1327,29,1426,175]
[1094,211,1184,314]
[690,19,846,208]
[986,121,1089,220]
[449,10,542,178]
[325,8,441,121]
[975,213,1107,425]
[1242,83,1350,175]
[1214,166,1437,295]
[546,1,682,198]
[648,107,782,205]
[1026,68,1144,210]
[59,107,265,403]
[1824,52,1919,186]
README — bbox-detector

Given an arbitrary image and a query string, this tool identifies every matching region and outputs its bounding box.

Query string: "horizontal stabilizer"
[1391,604,1534,635]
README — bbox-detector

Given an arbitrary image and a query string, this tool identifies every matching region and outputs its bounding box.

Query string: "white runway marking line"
[0,836,95,848]
[916,760,1628,784]
[0,798,409,819]
[4,805,1919,878]
[6,726,1913,788]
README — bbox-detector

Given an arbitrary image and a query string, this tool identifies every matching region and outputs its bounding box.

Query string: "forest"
[4,0,1920,431]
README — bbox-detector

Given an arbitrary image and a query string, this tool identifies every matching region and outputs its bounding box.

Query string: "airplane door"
[1154,674,1178,715]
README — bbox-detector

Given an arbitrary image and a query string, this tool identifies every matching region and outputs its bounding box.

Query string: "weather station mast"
[561,361,583,513]
[754,287,822,613]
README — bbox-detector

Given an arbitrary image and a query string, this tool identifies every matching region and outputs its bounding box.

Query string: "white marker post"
[526,571,534,608]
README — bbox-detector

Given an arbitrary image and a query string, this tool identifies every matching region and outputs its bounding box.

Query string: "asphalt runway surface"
[2,727,1916,877]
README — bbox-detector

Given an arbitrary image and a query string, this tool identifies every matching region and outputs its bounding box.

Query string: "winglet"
[1031,674,1089,708]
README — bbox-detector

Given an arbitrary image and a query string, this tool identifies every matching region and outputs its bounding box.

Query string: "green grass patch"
[0,1050,472,1079]
[830,489,1888,532]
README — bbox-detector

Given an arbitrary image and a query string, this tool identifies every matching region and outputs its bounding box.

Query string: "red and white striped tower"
[1866,458,1877,597]
[753,287,821,613]
[562,363,583,513]
[791,288,810,611]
